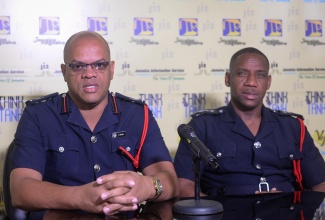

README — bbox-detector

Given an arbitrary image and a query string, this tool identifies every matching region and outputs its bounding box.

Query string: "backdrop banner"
[0,0,324,193]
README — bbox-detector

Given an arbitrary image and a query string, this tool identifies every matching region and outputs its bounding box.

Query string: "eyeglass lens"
[66,62,109,74]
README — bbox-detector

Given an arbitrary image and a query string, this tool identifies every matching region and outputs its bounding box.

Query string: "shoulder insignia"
[191,107,226,118]
[273,109,304,120]
[26,92,59,106]
[114,92,146,106]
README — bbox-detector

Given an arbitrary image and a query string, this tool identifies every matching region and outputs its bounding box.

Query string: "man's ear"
[225,71,231,87]
[61,64,67,82]
[109,61,115,80]
[267,75,272,90]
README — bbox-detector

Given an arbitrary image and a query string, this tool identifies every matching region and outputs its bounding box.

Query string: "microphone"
[178,124,219,170]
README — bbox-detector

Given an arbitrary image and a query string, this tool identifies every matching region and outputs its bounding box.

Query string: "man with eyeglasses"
[10,31,178,218]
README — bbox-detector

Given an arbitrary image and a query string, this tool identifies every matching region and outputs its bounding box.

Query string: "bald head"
[63,31,110,63]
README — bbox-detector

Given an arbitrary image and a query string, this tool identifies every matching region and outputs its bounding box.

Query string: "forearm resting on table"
[177,178,206,198]
[10,168,81,211]
[312,181,325,193]
[143,161,179,201]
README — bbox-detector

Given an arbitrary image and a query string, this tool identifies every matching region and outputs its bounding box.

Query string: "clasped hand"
[80,170,152,215]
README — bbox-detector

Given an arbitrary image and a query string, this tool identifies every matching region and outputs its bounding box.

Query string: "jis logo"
[36,62,53,77]
[265,19,282,37]
[139,94,163,118]
[305,20,322,37]
[39,17,60,35]
[265,92,288,111]
[223,19,241,36]
[306,91,325,115]
[314,129,325,147]
[0,16,10,35]
[134,18,154,36]
[179,18,198,36]
[88,17,108,35]
[182,93,206,117]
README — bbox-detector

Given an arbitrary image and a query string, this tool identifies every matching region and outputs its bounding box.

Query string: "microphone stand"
[194,155,200,201]
[172,155,223,216]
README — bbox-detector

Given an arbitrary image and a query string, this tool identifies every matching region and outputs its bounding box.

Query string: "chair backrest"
[2,141,28,220]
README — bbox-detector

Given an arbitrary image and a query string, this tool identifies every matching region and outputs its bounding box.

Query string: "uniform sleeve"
[173,119,206,181]
[10,106,46,175]
[174,138,195,181]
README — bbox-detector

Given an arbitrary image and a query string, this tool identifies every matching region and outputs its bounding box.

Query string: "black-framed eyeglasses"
[65,61,110,75]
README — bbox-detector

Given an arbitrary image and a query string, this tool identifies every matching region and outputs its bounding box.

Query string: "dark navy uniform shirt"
[11,92,172,186]
[174,103,325,195]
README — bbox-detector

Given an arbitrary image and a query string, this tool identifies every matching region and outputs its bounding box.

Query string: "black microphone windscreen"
[177,124,193,139]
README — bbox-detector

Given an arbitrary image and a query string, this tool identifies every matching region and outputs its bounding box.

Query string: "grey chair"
[2,141,28,219]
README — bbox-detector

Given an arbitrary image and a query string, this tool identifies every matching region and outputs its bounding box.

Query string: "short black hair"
[229,47,269,73]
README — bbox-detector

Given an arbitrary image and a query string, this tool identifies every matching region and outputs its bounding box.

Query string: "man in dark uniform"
[173,47,325,197]
[10,31,178,218]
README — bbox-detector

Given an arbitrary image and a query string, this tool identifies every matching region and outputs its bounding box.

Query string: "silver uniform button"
[126,147,131,151]
[59,146,64,153]
[256,164,261,169]
[91,135,97,143]
[216,152,222,157]
[254,142,261,148]
[94,164,100,172]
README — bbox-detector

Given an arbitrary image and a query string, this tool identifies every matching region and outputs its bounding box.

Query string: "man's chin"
[238,102,261,112]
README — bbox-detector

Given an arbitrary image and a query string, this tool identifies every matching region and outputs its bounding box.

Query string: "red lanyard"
[293,117,305,191]
[118,105,149,170]
[293,191,305,220]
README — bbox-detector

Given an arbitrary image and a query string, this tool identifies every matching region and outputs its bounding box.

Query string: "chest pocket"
[277,141,303,161]
[111,136,140,170]
[44,136,80,180]
[209,141,237,169]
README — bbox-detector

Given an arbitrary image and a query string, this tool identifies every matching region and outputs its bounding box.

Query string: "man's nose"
[82,65,97,78]
[245,73,257,86]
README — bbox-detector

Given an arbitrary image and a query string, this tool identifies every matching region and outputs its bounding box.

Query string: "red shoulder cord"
[292,117,305,191]
[292,118,306,220]
[293,191,305,220]
[118,105,149,170]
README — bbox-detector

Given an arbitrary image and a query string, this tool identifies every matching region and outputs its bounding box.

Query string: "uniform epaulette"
[191,107,226,118]
[272,109,304,120]
[114,92,146,106]
[26,92,59,106]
